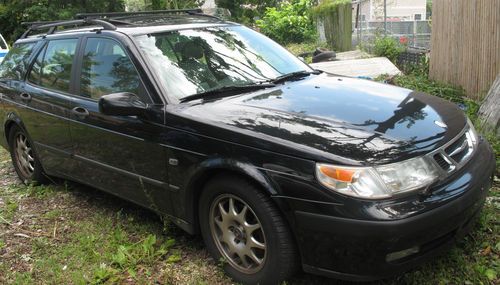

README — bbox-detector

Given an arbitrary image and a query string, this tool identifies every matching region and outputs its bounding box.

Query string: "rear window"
[28,39,78,93]
[0,42,36,80]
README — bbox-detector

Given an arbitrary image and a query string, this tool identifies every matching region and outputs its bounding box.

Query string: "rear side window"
[28,39,78,93]
[81,38,143,100]
[0,42,36,80]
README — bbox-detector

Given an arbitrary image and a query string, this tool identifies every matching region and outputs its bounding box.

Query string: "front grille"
[431,127,476,173]
[433,153,451,171]
[445,134,469,162]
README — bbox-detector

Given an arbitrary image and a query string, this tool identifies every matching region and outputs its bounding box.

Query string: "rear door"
[0,38,77,176]
[68,36,171,212]
[22,38,79,176]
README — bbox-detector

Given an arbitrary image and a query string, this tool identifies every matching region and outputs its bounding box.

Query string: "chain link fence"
[353,20,432,50]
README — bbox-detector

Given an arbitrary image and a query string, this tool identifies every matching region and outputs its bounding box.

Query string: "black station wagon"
[0,9,495,284]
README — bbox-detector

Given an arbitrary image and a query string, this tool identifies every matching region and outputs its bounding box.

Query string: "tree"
[144,0,203,10]
[125,0,147,11]
[216,0,280,24]
[0,0,126,43]
[478,74,500,136]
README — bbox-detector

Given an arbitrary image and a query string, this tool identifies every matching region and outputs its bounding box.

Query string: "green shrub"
[256,0,316,45]
[373,36,405,63]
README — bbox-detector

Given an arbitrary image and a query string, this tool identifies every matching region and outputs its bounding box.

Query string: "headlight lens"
[316,156,440,199]
[316,164,390,198]
[374,156,439,194]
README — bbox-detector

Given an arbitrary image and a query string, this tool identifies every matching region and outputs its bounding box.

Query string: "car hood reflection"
[180,73,466,164]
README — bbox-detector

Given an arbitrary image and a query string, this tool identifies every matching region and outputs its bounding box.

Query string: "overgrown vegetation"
[256,0,316,45]
[372,36,406,63]
[311,0,351,16]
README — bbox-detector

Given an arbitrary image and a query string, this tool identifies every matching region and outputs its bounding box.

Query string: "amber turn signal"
[318,165,355,182]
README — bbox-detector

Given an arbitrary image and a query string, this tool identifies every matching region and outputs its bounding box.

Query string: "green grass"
[0,103,498,284]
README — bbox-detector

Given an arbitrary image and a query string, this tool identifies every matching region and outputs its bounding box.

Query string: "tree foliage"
[255,0,316,45]
[0,0,126,43]
[216,0,280,24]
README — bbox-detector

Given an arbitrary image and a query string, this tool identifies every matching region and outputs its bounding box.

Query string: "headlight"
[316,156,440,199]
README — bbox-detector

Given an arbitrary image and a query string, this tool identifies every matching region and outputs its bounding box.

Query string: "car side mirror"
[98,92,147,117]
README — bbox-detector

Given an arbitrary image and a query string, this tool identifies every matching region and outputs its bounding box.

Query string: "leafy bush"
[256,0,316,45]
[373,36,405,63]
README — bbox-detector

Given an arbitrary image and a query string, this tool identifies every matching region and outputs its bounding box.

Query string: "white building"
[354,0,427,21]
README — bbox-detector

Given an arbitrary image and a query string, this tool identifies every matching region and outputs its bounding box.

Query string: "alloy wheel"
[209,194,267,274]
[14,133,35,178]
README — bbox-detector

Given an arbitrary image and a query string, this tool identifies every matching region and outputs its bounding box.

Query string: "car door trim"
[34,141,167,188]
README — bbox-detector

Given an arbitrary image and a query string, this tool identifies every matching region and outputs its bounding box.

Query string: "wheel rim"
[209,194,267,274]
[14,133,35,178]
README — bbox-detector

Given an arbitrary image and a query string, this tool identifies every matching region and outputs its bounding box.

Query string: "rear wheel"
[199,175,298,284]
[8,125,47,185]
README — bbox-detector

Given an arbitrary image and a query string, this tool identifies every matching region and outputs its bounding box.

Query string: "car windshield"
[135,25,311,101]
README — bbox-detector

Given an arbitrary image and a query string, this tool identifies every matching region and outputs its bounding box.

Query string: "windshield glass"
[135,25,311,101]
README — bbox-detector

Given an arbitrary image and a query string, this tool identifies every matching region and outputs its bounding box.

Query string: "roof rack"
[75,8,203,19]
[20,18,116,39]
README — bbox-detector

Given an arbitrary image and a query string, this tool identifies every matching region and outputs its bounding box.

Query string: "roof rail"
[20,18,116,39]
[21,21,59,27]
[75,8,203,19]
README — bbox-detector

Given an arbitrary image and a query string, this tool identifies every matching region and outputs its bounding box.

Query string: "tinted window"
[28,39,78,93]
[0,42,36,80]
[81,38,142,100]
[28,45,45,86]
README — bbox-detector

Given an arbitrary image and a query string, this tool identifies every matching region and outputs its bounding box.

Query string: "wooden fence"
[429,0,500,99]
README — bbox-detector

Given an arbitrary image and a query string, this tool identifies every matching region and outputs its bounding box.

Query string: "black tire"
[199,175,298,285]
[8,125,48,185]
[312,51,336,63]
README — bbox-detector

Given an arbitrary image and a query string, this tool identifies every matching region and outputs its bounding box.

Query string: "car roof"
[19,11,236,40]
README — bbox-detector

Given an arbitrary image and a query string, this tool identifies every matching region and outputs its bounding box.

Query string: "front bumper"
[275,138,495,281]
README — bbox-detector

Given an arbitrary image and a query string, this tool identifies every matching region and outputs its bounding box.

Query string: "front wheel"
[8,125,47,185]
[199,175,298,284]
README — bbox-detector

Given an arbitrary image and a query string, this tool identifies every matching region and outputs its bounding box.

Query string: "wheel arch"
[184,158,279,234]
[3,113,25,147]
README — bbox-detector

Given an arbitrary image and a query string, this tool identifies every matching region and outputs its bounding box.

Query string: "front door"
[68,36,171,212]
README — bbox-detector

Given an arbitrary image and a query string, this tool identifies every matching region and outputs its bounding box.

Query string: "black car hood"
[178,73,466,164]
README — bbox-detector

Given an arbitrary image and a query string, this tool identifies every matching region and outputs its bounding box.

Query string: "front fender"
[182,157,280,233]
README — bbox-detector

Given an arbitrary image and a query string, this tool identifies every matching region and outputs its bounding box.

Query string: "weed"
[0,198,18,220]
[372,36,405,63]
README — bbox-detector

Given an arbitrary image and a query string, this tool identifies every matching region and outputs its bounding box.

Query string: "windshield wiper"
[271,70,322,84]
[179,83,276,103]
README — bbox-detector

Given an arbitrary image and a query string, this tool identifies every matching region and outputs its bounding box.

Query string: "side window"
[28,39,78,93]
[81,38,143,100]
[0,42,36,80]
[28,45,45,86]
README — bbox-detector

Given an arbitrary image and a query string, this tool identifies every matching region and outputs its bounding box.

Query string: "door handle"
[71,106,90,119]
[19,93,32,103]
